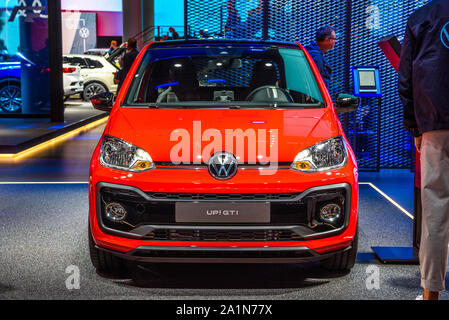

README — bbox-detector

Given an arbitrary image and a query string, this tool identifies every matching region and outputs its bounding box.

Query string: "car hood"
[106,107,341,163]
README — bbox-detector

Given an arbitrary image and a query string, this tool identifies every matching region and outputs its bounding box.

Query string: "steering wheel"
[246,85,294,103]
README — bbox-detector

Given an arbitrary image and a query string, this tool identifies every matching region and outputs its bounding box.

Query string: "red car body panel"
[106,107,340,163]
[89,40,359,262]
[89,164,358,254]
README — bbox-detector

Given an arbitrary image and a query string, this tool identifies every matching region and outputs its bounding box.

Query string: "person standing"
[117,38,139,94]
[169,27,180,40]
[304,26,337,91]
[398,0,449,301]
[108,40,118,55]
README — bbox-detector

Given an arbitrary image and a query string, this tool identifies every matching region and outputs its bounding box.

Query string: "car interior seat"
[249,60,279,89]
[166,59,199,101]
[247,60,293,103]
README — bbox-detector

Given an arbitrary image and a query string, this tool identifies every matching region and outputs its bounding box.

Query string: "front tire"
[321,226,358,272]
[88,223,125,274]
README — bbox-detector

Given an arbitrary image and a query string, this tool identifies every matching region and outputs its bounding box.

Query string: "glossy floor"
[1,183,445,300]
[0,101,106,151]
[0,123,104,182]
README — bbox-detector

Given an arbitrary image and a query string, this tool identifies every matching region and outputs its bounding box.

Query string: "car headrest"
[250,60,278,88]
[168,59,198,89]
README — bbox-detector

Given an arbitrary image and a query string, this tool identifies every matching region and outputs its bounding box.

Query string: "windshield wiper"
[123,102,326,109]
[275,102,326,109]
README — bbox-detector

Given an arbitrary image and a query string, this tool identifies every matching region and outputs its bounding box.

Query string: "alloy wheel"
[84,82,107,101]
[0,84,22,113]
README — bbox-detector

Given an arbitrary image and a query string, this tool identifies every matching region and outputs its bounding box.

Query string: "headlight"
[100,135,155,172]
[291,136,347,172]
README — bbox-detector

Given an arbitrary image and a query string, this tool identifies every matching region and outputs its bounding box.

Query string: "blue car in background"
[0,53,21,113]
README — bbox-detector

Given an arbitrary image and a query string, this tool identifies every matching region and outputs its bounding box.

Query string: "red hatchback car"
[88,40,360,273]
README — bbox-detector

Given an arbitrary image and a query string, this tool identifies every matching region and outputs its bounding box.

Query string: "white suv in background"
[63,64,83,100]
[63,54,119,100]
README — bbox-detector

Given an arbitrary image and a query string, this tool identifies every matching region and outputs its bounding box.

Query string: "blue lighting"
[207,79,226,83]
[10,124,39,129]
[48,124,68,130]
[16,52,35,65]
[155,0,184,36]
[155,82,179,90]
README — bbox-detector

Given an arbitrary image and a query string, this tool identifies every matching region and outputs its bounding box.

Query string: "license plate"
[175,202,270,223]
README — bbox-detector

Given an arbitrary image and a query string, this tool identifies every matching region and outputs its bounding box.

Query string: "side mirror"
[91,92,114,112]
[335,93,360,114]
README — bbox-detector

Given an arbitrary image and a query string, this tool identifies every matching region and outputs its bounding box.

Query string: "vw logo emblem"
[441,21,449,49]
[79,27,90,39]
[208,152,238,180]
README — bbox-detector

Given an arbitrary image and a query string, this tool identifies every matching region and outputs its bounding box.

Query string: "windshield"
[125,44,324,108]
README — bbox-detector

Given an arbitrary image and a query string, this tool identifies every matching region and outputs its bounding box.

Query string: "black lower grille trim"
[142,229,303,242]
[146,192,300,201]
[131,249,313,259]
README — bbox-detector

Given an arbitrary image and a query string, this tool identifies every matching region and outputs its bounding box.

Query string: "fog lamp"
[105,202,127,222]
[319,203,342,224]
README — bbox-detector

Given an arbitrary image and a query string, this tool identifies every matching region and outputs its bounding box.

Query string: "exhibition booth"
[0,0,444,302]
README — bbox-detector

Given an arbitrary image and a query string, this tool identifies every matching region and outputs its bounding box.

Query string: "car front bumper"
[89,144,358,263]
[90,180,358,263]
[64,81,84,96]
[94,242,355,264]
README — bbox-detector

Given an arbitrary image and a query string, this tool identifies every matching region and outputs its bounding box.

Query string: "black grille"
[99,186,347,236]
[100,188,310,233]
[143,229,302,242]
[147,192,299,201]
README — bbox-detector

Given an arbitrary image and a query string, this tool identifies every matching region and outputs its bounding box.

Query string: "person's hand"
[415,136,422,153]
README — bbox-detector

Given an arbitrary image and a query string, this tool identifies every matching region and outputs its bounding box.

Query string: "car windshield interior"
[125,45,324,108]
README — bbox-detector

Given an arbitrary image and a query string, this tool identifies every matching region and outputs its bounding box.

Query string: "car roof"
[149,39,301,49]
[64,54,106,60]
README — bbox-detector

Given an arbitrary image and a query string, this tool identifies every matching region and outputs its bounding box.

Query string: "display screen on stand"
[352,66,382,98]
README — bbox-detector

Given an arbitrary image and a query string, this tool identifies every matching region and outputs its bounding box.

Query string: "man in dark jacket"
[117,38,139,94]
[305,26,337,90]
[398,0,449,301]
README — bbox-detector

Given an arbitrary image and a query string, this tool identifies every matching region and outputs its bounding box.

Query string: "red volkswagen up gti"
[88,40,360,273]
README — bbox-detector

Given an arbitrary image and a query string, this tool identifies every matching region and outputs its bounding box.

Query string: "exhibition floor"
[0,122,447,300]
[0,101,107,154]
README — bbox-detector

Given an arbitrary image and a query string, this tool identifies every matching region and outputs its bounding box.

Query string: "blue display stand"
[371,247,419,264]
